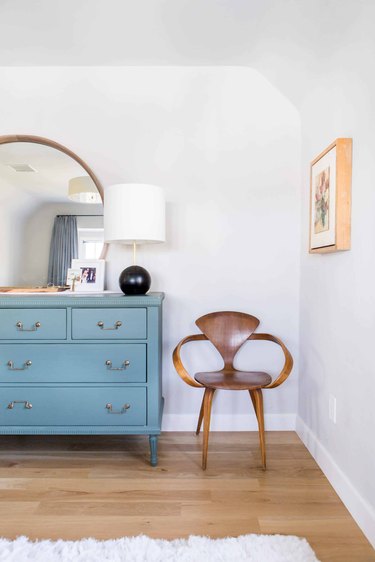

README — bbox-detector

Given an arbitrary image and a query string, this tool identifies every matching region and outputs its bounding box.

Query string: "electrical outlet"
[329,394,337,423]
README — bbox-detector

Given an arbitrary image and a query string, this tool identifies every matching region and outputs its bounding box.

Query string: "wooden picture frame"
[309,138,352,253]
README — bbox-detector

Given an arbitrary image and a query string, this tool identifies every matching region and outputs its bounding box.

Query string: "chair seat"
[194,369,272,390]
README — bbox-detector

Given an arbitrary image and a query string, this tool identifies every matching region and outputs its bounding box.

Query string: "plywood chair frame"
[172,312,293,470]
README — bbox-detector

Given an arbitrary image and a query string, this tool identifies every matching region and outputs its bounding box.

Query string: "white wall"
[297,3,375,545]
[0,177,16,285]
[0,66,300,430]
[0,177,35,286]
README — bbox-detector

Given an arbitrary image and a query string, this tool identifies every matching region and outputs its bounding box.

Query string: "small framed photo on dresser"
[70,259,105,292]
[309,138,352,253]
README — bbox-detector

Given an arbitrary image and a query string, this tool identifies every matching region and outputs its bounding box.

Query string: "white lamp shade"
[104,183,166,244]
[68,176,102,204]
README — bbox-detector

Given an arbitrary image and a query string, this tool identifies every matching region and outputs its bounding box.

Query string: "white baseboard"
[296,416,375,549]
[162,413,296,431]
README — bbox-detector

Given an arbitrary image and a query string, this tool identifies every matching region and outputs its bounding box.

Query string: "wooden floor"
[0,432,373,562]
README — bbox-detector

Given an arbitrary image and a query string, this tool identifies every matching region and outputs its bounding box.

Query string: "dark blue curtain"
[47,215,78,286]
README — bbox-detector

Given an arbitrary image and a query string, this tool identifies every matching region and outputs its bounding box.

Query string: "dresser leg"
[149,435,158,467]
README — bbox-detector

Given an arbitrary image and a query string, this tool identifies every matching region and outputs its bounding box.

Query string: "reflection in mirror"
[0,141,103,289]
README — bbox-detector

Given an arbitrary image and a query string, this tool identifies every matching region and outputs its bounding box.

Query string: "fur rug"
[0,534,319,561]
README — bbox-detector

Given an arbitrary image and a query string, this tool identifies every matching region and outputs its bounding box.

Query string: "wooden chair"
[172,311,293,470]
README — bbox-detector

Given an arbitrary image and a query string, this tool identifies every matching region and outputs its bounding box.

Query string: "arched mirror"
[0,135,104,291]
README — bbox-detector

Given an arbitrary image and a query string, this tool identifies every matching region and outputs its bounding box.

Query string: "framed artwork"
[70,259,105,292]
[309,138,352,253]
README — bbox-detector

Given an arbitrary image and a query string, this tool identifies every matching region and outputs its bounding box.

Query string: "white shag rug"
[0,534,320,562]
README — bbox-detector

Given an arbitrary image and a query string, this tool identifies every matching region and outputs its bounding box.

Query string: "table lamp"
[104,183,166,295]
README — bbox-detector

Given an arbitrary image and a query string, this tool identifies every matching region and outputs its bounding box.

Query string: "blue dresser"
[0,292,164,466]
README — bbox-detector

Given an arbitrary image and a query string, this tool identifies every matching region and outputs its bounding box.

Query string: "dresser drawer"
[0,309,66,340]
[0,344,146,384]
[0,386,147,426]
[72,308,147,340]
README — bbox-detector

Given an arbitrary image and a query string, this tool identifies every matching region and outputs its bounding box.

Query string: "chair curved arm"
[172,334,208,388]
[248,333,293,389]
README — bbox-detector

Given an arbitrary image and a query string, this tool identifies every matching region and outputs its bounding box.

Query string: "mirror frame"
[0,134,108,261]
[0,134,104,199]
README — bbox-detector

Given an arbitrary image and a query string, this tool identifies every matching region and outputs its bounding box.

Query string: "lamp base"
[119,265,151,295]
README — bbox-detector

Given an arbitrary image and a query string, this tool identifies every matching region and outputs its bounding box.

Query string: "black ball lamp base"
[119,265,151,295]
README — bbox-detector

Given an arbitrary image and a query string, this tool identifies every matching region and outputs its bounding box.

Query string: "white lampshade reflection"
[68,176,102,204]
[104,183,166,244]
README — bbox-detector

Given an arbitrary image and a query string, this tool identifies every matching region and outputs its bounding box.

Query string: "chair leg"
[196,392,205,435]
[249,390,258,420]
[202,388,215,470]
[249,389,266,470]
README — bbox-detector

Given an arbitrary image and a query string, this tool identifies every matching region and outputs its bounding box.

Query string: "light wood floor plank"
[0,432,373,562]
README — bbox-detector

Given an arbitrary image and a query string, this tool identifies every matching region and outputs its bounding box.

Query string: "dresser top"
[0,291,165,307]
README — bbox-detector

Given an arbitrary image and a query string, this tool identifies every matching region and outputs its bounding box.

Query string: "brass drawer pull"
[7,400,32,410]
[106,403,130,414]
[7,360,32,371]
[105,360,130,371]
[97,320,122,331]
[16,321,41,332]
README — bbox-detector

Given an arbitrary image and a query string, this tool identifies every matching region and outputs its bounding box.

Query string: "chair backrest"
[195,311,260,369]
